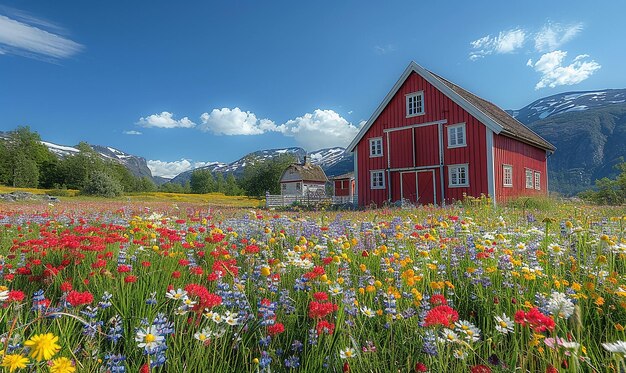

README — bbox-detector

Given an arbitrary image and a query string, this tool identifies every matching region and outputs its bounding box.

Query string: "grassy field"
[0,186,262,208]
[0,197,625,372]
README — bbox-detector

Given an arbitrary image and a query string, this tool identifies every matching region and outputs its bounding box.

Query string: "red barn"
[346,62,556,206]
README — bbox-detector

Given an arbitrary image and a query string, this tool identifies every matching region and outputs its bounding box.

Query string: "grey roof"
[331,172,354,180]
[282,163,328,182]
[430,72,556,152]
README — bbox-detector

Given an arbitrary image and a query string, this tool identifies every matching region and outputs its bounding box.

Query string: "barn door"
[417,170,435,205]
[400,172,418,203]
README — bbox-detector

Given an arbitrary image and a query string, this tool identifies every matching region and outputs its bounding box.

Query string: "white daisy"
[0,290,9,302]
[546,291,575,319]
[360,306,376,318]
[194,328,211,343]
[339,347,356,359]
[135,326,165,350]
[165,289,187,300]
[224,311,239,326]
[494,313,514,334]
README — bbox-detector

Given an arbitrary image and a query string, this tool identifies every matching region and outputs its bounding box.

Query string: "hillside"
[169,147,353,185]
[525,104,626,195]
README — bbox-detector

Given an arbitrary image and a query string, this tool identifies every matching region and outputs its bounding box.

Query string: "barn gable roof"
[281,163,328,183]
[346,61,555,153]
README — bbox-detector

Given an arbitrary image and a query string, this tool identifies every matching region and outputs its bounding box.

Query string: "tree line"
[0,127,297,198]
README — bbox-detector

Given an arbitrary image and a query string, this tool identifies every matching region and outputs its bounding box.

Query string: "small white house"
[280,156,328,197]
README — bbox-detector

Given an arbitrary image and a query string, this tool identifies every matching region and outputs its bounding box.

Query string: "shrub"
[81,171,123,197]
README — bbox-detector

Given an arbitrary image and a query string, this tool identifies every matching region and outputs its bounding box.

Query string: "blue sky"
[1,1,624,178]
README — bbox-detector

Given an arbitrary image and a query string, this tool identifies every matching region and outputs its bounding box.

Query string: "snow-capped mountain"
[508,89,626,125]
[169,146,353,185]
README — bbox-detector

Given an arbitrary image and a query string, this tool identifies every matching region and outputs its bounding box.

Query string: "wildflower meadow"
[0,200,625,372]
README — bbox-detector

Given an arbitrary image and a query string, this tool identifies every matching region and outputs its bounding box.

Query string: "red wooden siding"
[357,71,490,206]
[493,134,548,201]
[334,179,350,197]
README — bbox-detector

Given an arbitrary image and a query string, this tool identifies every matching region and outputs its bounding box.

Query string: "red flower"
[415,362,428,372]
[117,265,132,273]
[313,292,329,301]
[267,322,285,336]
[245,245,259,254]
[423,305,459,327]
[315,320,335,335]
[184,283,222,312]
[60,281,73,292]
[141,261,151,267]
[308,301,337,319]
[470,365,492,373]
[514,308,555,332]
[7,290,25,302]
[546,366,558,373]
[66,290,94,307]
[430,294,447,306]
[343,362,350,373]
[124,275,137,283]
[140,363,150,373]
[172,271,181,279]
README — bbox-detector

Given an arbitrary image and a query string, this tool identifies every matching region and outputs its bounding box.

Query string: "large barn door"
[400,172,418,203]
[417,170,436,205]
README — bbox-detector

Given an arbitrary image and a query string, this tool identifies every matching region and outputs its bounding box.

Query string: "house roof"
[331,172,354,180]
[347,61,555,153]
[281,163,328,183]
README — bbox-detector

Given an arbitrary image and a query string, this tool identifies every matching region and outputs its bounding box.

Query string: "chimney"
[303,155,310,165]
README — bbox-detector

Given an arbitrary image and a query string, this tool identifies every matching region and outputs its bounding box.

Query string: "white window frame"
[447,123,467,148]
[525,169,533,189]
[503,165,513,187]
[448,164,469,187]
[406,91,425,118]
[369,137,383,158]
[370,170,385,189]
[534,171,541,190]
[296,182,302,191]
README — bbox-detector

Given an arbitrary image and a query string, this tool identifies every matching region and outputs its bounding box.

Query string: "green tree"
[239,154,295,197]
[0,126,56,188]
[190,169,215,194]
[81,170,123,197]
[12,151,39,187]
[224,173,241,196]
[580,161,626,205]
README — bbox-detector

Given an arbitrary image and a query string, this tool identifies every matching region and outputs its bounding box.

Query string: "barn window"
[370,170,385,189]
[534,171,541,190]
[296,182,301,191]
[525,169,533,189]
[447,123,466,148]
[503,165,513,187]
[448,164,469,187]
[281,184,286,191]
[369,137,383,157]
[406,91,424,117]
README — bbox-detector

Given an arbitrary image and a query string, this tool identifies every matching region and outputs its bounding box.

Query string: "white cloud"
[534,22,583,52]
[528,50,601,89]
[469,28,526,60]
[0,14,82,60]
[147,159,218,179]
[123,130,142,135]
[197,107,360,150]
[137,112,196,129]
[199,107,284,135]
[281,109,360,150]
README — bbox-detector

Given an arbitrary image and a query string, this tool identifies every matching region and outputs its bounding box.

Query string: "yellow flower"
[1,354,29,372]
[24,333,61,361]
[260,266,271,276]
[50,357,76,373]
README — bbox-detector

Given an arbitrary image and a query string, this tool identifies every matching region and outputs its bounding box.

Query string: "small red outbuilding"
[346,62,556,206]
